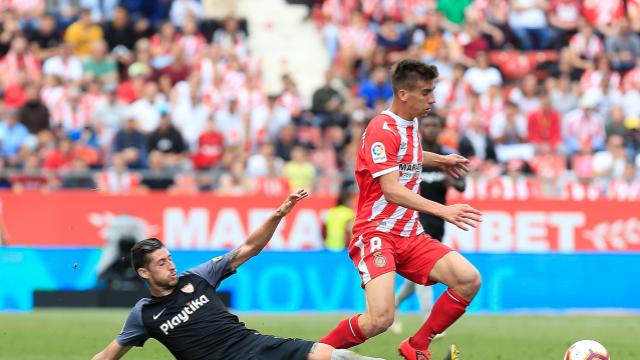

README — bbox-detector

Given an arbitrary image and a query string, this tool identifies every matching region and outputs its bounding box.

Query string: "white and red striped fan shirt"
[353,110,424,237]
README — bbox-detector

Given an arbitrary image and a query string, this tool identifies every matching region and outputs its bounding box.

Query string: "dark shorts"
[228,332,315,360]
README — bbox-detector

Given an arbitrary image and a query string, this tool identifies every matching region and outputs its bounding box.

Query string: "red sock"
[319,314,367,349]
[409,289,470,350]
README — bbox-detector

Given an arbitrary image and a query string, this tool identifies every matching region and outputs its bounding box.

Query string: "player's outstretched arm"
[91,340,131,360]
[379,171,481,230]
[227,189,309,271]
[422,151,470,179]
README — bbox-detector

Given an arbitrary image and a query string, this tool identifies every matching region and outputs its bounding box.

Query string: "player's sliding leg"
[390,279,416,334]
[308,342,386,360]
[319,272,396,348]
[408,252,481,351]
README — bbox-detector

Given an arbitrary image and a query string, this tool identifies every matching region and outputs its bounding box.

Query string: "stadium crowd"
[0,0,639,201]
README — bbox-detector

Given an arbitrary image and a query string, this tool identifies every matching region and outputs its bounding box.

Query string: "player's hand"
[274,189,309,218]
[441,203,482,231]
[439,154,470,179]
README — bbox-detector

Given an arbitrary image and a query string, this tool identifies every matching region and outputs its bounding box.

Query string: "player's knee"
[459,267,481,298]
[368,309,395,335]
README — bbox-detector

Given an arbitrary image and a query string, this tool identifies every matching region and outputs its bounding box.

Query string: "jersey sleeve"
[363,121,400,178]
[184,254,235,288]
[116,299,150,347]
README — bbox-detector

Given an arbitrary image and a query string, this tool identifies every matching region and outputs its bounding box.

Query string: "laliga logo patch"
[181,283,194,294]
[212,256,223,262]
[373,252,387,268]
[371,142,387,163]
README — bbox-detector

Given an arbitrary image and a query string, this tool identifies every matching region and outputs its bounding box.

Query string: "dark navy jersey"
[116,255,256,360]
[419,145,460,241]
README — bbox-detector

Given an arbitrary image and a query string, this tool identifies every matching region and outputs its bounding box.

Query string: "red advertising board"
[1,192,639,252]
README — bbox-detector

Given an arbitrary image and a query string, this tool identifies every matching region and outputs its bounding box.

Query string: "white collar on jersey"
[381,109,415,127]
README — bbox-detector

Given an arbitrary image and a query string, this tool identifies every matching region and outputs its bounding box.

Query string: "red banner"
[1,192,639,252]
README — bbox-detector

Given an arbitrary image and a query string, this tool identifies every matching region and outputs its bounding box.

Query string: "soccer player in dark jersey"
[390,115,466,342]
[91,190,385,360]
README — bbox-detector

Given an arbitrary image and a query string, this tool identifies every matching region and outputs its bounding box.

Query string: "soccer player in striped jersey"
[318,60,482,360]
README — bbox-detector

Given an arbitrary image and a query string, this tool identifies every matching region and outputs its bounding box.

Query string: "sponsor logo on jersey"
[373,252,387,268]
[371,142,387,163]
[181,283,194,294]
[159,295,210,335]
[399,163,422,179]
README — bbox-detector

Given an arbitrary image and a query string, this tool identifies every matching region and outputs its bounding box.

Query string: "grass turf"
[0,310,637,359]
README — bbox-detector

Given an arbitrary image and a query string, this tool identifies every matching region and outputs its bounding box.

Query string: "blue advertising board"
[1,248,639,312]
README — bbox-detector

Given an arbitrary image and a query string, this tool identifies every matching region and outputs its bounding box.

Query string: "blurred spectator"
[604,17,640,73]
[593,134,628,181]
[178,17,206,63]
[215,98,247,147]
[324,187,354,250]
[358,66,393,109]
[0,110,29,163]
[247,142,284,178]
[438,0,472,25]
[147,112,187,165]
[1,35,41,86]
[548,0,581,44]
[568,21,603,66]
[509,73,540,115]
[508,0,553,50]
[606,161,640,200]
[103,6,137,51]
[459,115,497,161]
[141,151,175,190]
[581,0,623,37]
[191,117,224,170]
[28,14,63,60]
[83,40,118,85]
[376,19,410,60]
[530,143,566,194]
[94,87,128,148]
[61,158,97,189]
[213,16,248,59]
[42,43,83,83]
[43,136,74,170]
[169,0,203,28]
[283,146,316,191]
[463,51,503,95]
[112,117,147,169]
[127,81,166,133]
[157,47,192,90]
[275,124,301,161]
[562,91,606,154]
[95,152,141,194]
[64,8,104,57]
[0,8,21,57]
[606,106,629,139]
[549,75,578,114]
[215,161,253,195]
[10,153,50,192]
[527,91,562,148]
[278,74,304,120]
[311,70,345,122]
[490,101,527,145]
[18,84,50,134]
[250,93,292,145]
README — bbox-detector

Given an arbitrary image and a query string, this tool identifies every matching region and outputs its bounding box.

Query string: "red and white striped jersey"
[353,110,424,237]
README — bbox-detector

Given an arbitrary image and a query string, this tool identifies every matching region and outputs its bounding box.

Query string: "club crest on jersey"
[371,142,387,163]
[373,252,387,268]
[181,283,194,293]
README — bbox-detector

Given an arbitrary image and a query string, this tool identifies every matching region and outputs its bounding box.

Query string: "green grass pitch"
[0,310,638,359]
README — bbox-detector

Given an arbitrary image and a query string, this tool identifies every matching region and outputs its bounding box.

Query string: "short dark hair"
[131,238,164,271]
[390,59,439,94]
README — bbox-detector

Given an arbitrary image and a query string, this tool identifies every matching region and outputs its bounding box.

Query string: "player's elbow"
[381,187,402,205]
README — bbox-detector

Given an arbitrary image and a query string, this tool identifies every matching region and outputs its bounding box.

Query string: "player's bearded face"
[145,248,179,288]
[404,79,436,118]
